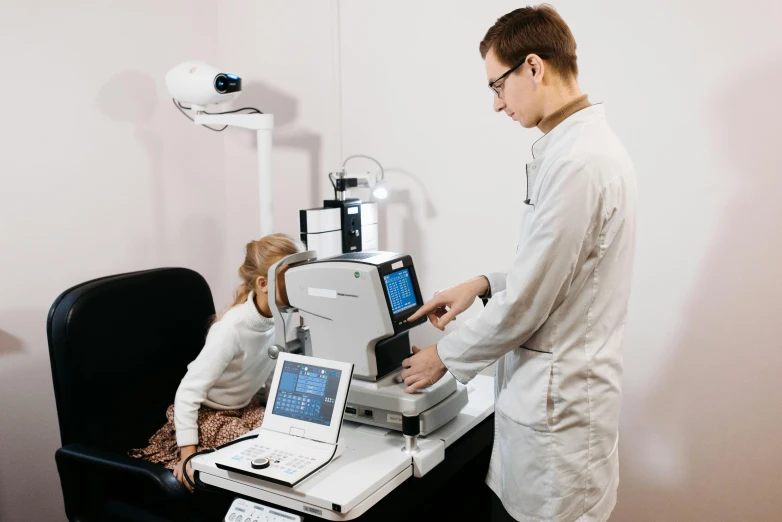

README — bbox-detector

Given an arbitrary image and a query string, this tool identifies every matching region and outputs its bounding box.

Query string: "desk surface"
[193,375,495,520]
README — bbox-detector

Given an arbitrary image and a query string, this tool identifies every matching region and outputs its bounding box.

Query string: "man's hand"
[401,345,448,393]
[173,445,197,492]
[407,277,489,331]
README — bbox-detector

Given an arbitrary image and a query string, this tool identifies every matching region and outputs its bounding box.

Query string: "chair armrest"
[57,444,187,497]
[55,444,190,521]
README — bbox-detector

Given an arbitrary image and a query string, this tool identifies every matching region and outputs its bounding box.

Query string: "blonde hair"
[216,233,304,322]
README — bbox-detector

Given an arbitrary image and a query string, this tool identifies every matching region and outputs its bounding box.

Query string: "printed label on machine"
[308,287,337,299]
[387,413,403,424]
[303,505,323,515]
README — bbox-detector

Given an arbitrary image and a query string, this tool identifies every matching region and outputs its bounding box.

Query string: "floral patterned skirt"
[129,398,265,469]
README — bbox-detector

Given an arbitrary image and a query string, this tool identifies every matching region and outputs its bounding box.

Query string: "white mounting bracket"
[193,112,275,236]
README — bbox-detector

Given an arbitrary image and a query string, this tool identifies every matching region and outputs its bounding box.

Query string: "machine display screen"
[383,268,418,315]
[272,361,342,426]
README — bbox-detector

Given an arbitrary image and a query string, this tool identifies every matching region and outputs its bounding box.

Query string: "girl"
[129,233,304,490]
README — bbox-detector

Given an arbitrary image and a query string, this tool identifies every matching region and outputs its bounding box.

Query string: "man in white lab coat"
[401,5,637,522]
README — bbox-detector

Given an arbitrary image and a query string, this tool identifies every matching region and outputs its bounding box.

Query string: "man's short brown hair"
[480,4,578,81]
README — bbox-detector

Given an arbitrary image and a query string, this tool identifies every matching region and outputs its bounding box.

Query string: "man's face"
[485,48,543,128]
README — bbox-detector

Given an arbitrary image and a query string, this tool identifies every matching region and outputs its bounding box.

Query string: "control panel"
[224,497,302,522]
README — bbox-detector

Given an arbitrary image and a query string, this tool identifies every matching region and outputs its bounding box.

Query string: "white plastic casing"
[165,60,241,109]
[263,352,354,444]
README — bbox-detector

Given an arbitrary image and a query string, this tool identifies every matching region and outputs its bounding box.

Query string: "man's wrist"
[474,276,491,299]
[434,343,446,371]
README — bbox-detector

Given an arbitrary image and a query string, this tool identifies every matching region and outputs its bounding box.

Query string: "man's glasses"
[489,53,547,96]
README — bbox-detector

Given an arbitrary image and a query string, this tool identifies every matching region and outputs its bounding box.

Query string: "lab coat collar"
[532,104,606,159]
[538,95,591,134]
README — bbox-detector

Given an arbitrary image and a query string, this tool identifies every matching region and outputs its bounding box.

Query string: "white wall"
[0,1,220,518]
[4,1,782,520]
[338,1,782,520]
[215,0,343,311]
[0,1,340,519]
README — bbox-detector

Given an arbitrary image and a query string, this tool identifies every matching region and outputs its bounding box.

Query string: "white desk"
[192,375,495,520]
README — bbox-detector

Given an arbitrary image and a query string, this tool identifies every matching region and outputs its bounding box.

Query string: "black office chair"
[47,268,228,522]
[46,267,497,522]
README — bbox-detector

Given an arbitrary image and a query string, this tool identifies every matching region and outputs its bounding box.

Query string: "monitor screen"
[271,361,343,426]
[383,267,418,315]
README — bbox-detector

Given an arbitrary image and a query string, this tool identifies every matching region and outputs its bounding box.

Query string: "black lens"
[214,74,227,93]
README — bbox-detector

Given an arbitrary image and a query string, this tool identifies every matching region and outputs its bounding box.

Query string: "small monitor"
[263,353,354,444]
[272,360,343,426]
[383,268,418,315]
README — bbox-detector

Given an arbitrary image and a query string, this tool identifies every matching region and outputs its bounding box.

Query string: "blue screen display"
[383,268,418,315]
[272,361,342,426]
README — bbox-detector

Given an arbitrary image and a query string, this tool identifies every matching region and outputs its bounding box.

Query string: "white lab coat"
[438,105,637,522]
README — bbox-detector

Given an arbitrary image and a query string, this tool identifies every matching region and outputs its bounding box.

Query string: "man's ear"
[528,54,545,83]
[255,275,269,295]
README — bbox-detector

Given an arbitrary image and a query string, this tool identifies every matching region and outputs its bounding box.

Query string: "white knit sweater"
[174,291,276,447]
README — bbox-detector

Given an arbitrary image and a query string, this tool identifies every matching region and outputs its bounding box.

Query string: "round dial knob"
[251,457,270,469]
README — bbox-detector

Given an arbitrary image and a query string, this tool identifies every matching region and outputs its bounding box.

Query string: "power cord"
[328,172,338,199]
[182,433,259,492]
[172,99,264,132]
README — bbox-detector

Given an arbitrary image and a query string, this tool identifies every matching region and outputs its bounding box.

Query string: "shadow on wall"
[178,214,223,290]
[375,167,438,263]
[383,168,438,220]
[236,82,323,211]
[0,309,63,520]
[613,62,782,521]
[95,70,165,261]
[95,70,224,284]
[0,328,24,357]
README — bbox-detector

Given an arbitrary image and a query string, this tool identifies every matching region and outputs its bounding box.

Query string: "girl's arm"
[173,444,198,491]
[173,320,239,447]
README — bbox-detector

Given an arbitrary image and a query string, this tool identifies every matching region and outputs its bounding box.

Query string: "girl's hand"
[173,445,197,492]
